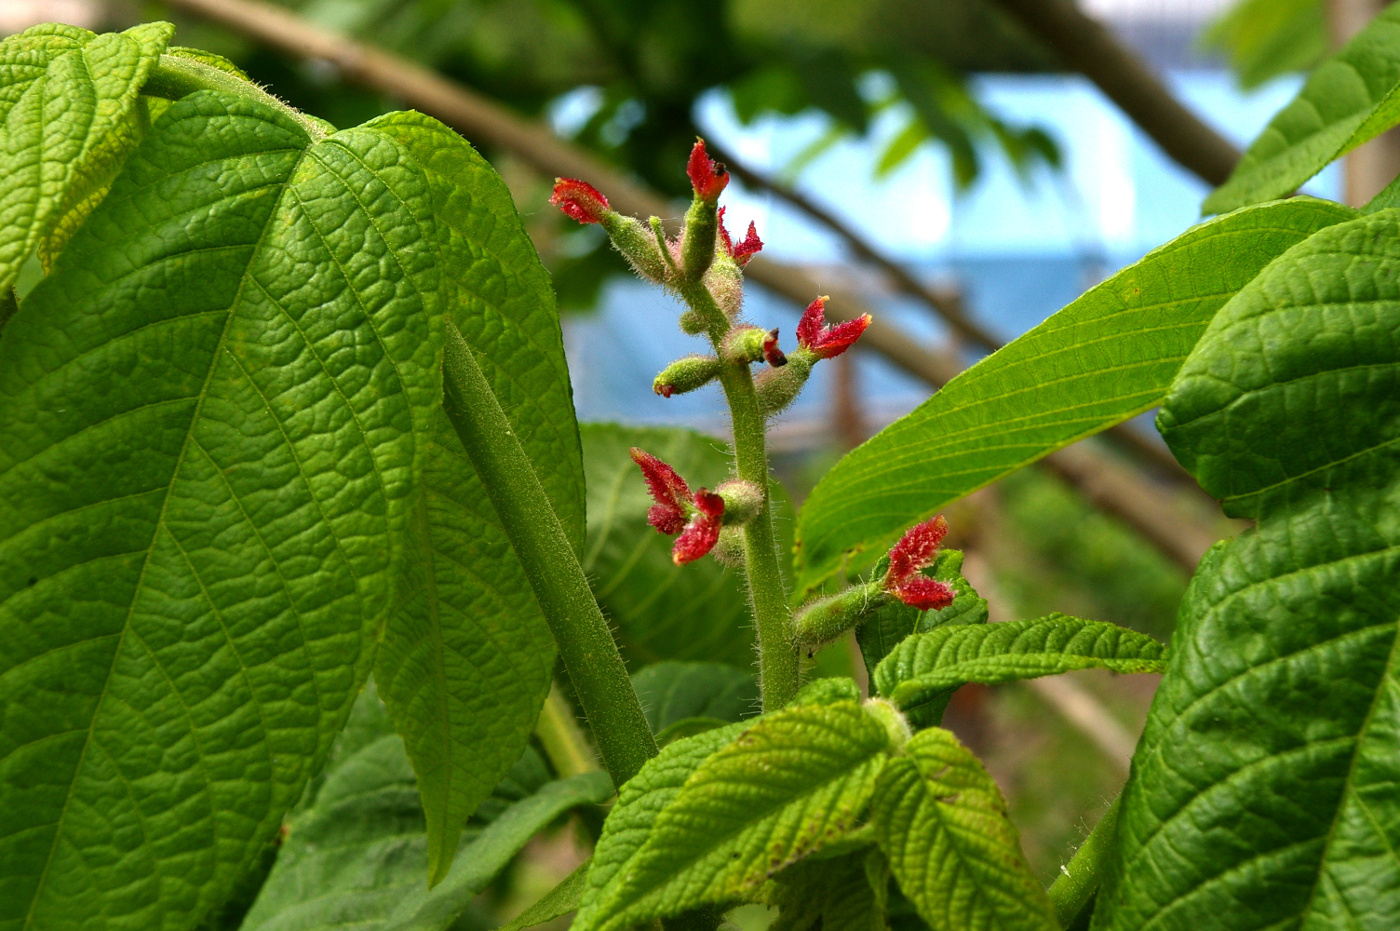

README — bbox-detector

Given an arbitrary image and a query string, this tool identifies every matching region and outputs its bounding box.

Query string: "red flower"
[687,139,729,203]
[718,207,763,267]
[630,448,726,565]
[796,297,871,360]
[550,178,610,224]
[761,327,786,367]
[883,516,955,611]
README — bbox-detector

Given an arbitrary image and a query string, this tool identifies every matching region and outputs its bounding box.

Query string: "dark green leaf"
[240,687,611,931]
[1204,4,1400,214]
[0,91,439,930]
[497,859,591,931]
[0,22,173,289]
[874,728,1056,931]
[364,111,580,885]
[794,198,1354,599]
[632,661,759,733]
[574,701,893,931]
[768,850,890,931]
[874,615,1167,724]
[1097,209,1400,929]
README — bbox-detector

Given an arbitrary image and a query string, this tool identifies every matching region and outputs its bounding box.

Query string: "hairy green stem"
[1047,796,1121,929]
[535,682,599,779]
[441,320,656,786]
[144,54,328,140]
[680,282,799,711]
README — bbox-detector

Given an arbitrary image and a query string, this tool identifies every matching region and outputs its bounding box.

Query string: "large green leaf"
[874,615,1167,722]
[240,687,611,931]
[1204,4,1400,214]
[0,92,439,930]
[363,111,582,885]
[1096,209,1400,930]
[0,22,173,293]
[794,199,1354,598]
[580,423,769,667]
[874,727,1055,931]
[574,700,893,931]
[631,661,759,733]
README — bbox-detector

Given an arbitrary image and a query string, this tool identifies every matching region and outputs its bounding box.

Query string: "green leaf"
[874,615,1167,720]
[580,423,773,667]
[0,91,439,930]
[0,22,174,290]
[1204,4,1400,214]
[240,687,612,931]
[1201,0,1327,91]
[874,728,1056,931]
[574,701,893,931]
[793,198,1354,598]
[632,661,759,733]
[362,111,582,885]
[497,859,591,931]
[1096,209,1400,929]
[768,850,890,931]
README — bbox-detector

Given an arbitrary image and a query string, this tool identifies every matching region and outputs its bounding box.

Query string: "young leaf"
[0,92,439,929]
[1204,4,1400,214]
[874,615,1167,724]
[581,422,787,667]
[874,728,1057,931]
[361,111,583,886]
[0,22,173,291]
[574,700,894,931]
[240,688,611,931]
[497,859,591,931]
[632,661,759,733]
[793,198,1354,599]
[1096,210,1400,929]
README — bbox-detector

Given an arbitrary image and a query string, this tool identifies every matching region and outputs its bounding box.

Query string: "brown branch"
[989,0,1241,188]
[156,0,1219,573]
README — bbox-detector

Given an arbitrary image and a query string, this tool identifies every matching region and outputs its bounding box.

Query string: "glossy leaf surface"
[0,92,439,930]
[0,22,172,292]
[1204,4,1400,214]
[575,701,892,930]
[794,199,1354,597]
[1097,210,1400,930]
[366,111,580,885]
[874,728,1056,931]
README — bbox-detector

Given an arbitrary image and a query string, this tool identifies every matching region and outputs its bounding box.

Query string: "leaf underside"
[0,92,440,930]
[365,111,581,886]
[1097,209,1400,930]
[793,198,1355,598]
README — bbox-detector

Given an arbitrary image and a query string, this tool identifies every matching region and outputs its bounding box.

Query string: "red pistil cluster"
[796,297,871,360]
[630,448,726,565]
[550,178,610,224]
[687,139,730,203]
[718,206,763,267]
[761,327,786,367]
[884,516,956,611]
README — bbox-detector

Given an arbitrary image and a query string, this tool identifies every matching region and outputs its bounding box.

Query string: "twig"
[156,0,1220,574]
[989,0,1241,187]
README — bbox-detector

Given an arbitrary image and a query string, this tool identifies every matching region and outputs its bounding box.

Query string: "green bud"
[793,581,886,648]
[601,213,668,283]
[653,354,721,398]
[715,479,763,525]
[722,326,768,363]
[754,350,814,417]
[862,698,912,750]
[680,196,719,281]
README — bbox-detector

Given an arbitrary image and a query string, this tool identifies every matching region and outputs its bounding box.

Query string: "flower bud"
[653,354,721,398]
[715,479,763,525]
[722,326,768,364]
[550,178,610,224]
[754,352,814,417]
[794,581,885,648]
[718,207,763,267]
[883,516,956,611]
[686,138,729,203]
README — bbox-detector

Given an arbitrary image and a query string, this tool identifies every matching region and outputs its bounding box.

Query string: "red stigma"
[550,178,610,224]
